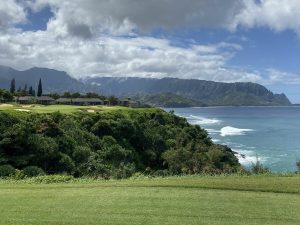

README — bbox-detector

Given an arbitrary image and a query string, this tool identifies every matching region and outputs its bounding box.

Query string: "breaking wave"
[233,149,267,166]
[188,115,221,125]
[220,126,254,137]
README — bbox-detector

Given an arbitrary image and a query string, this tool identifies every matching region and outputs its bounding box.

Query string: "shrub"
[29,175,75,184]
[10,169,25,180]
[23,166,45,177]
[251,157,270,174]
[296,160,300,172]
[0,165,15,178]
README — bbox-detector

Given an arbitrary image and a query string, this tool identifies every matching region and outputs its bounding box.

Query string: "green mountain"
[131,92,207,107]
[86,77,291,106]
[0,66,291,106]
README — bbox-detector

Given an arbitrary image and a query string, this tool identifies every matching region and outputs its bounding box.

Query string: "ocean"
[164,107,300,172]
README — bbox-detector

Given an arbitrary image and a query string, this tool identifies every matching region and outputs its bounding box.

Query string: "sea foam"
[220,126,254,137]
[188,115,221,125]
[233,149,267,166]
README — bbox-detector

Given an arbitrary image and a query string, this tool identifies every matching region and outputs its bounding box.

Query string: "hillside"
[0,66,291,106]
[130,92,207,107]
[0,66,86,93]
[0,107,239,178]
[86,77,291,106]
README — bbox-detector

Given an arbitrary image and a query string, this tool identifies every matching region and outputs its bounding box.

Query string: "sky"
[1,0,300,103]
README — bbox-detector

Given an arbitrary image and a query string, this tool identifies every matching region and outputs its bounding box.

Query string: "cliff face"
[85,77,291,106]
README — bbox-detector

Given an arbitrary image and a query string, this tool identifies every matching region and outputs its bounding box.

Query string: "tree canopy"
[0,109,240,178]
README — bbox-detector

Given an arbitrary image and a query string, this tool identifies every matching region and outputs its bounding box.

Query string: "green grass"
[0,175,300,225]
[0,103,148,114]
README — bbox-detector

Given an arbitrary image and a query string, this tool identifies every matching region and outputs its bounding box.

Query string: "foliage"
[0,89,13,102]
[296,160,300,172]
[27,175,75,184]
[10,78,15,94]
[131,92,207,107]
[0,165,15,177]
[37,78,43,97]
[0,109,240,178]
[23,166,45,177]
[251,157,270,174]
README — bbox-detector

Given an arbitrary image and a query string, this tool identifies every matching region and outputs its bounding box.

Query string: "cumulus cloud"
[0,0,26,29]
[0,0,300,85]
[233,0,300,34]
[30,0,243,36]
[0,28,261,83]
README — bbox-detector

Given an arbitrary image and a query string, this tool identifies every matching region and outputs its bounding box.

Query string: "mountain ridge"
[0,65,291,106]
[85,76,291,106]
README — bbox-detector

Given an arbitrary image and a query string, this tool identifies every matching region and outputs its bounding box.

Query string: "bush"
[0,165,15,178]
[23,166,45,177]
[251,157,270,174]
[296,160,300,172]
[10,169,25,180]
[28,175,75,184]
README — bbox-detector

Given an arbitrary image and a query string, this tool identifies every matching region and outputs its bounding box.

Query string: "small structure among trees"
[16,96,35,104]
[37,96,55,105]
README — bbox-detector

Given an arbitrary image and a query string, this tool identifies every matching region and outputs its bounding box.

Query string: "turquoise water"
[164,107,300,172]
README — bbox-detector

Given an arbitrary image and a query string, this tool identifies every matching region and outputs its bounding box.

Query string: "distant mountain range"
[0,65,291,106]
[0,65,85,93]
[85,77,291,106]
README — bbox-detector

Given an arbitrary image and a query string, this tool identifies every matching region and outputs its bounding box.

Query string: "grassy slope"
[0,175,300,225]
[0,104,154,114]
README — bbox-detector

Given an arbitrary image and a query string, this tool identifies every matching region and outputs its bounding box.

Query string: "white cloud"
[0,29,259,83]
[0,0,26,29]
[233,0,300,34]
[264,69,300,85]
[29,0,243,37]
[1,0,300,86]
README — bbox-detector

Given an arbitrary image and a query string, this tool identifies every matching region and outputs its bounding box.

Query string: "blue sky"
[1,0,300,103]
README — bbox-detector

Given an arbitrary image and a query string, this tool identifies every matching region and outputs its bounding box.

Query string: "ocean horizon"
[164,106,300,172]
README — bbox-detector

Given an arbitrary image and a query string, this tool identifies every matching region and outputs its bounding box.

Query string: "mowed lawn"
[0,175,300,225]
[0,104,150,114]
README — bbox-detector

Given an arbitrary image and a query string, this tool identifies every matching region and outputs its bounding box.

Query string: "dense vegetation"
[87,77,291,106]
[130,92,207,107]
[0,109,239,178]
[0,89,13,102]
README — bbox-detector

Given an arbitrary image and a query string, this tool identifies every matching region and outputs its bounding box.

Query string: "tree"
[10,78,15,94]
[37,78,43,97]
[23,84,27,92]
[296,160,300,172]
[28,86,33,96]
[71,92,81,98]
[63,92,71,98]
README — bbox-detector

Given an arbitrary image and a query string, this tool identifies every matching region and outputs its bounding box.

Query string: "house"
[72,98,103,106]
[56,98,73,105]
[129,101,140,108]
[36,96,55,105]
[119,98,140,107]
[16,96,35,104]
[119,98,131,107]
